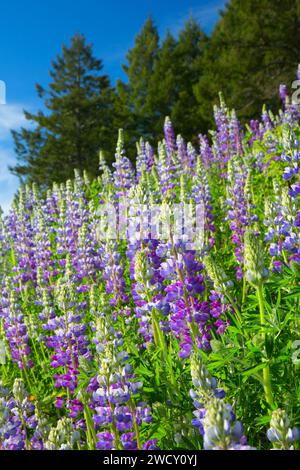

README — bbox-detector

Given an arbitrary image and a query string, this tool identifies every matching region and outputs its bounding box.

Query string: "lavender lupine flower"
[190,354,254,450]
[248,119,264,147]
[145,142,155,172]
[229,110,244,156]
[3,289,33,369]
[187,142,197,171]
[261,105,274,132]
[264,185,297,272]
[264,131,300,269]
[88,298,155,450]
[160,241,228,356]
[30,407,51,450]
[136,138,148,181]
[157,141,178,198]
[31,208,54,284]
[190,353,225,408]
[226,157,258,280]
[202,398,255,450]
[164,116,176,159]
[96,431,115,450]
[267,409,300,450]
[44,184,60,224]
[43,277,90,394]
[212,95,243,176]
[55,176,89,262]
[72,221,100,283]
[113,129,135,198]
[213,95,231,170]
[133,247,166,346]
[0,213,9,278]
[6,188,36,288]
[102,242,129,306]
[199,134,215,168]
[193,156,216,248]
[0,379,37,450]
[279,84,288,103]
[45,417,80,450]
[99,150,113,188]
[176,135,190,171]
[142,439,159,450]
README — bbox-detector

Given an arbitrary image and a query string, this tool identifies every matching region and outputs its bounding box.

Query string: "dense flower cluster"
[0,73,299,450]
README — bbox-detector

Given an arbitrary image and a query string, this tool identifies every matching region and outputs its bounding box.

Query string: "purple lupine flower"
[192,157,216,247]
[0,379,37,450]
[102,242,129,306]
[96,432,115,450]
[164,116,176,158]
[112,129,135,198]
[3,290,33,369]
[202,398,255,450]
[279,84,288,103]
[89,299,155,450]
[143,439,159,450]
[225,156,258,279]
[120,432,137,450]
[190,354,253,450]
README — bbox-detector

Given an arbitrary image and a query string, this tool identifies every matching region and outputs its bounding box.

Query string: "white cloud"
[0,103,27,140]
[0,103,28,214]
[0,145,19,214]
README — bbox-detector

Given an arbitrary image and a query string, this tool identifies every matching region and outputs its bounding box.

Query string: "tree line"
[11,0,300,186]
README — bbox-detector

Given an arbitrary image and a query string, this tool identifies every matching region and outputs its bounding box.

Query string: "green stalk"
[151,313,160,349]
[152,310,176,388]
[256,283,274,408]
[110,405,121,450]
[129,398,141,450]
[242,275,247,306]
[224,291,249,344]
[82,398,97,449]
[21,364,32,394]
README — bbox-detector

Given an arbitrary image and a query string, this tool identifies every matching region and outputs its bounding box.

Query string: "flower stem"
[256,282,274,408]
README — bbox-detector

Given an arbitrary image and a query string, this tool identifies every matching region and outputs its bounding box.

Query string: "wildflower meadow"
[0,76,299,451]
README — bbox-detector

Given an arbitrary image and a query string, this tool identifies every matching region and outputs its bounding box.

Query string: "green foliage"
[117,17,208,153]
[195,0,300,126]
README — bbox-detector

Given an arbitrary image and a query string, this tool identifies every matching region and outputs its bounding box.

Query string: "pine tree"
[195,0,300,125]
[11,33,117,187]
[148,18,207,143]
[148,32,178,137]
[171,18,208,141]
[116,17,159,151]
[117,17,207,150]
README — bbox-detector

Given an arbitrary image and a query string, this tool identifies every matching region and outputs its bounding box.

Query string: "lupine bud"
[12,379,27,403]
[134,249,153,286]
[244,231,268,286]
[190,353,224,403]
[267,408,300,449]
[204,254,233,293]
[203,398,254,450]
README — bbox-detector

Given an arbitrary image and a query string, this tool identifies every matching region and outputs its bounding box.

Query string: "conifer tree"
[116,17,159,150]
[195,0,300,125]
[11,33,117,186]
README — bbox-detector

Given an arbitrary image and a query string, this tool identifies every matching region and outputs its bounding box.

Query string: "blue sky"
[0,0,226,213]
